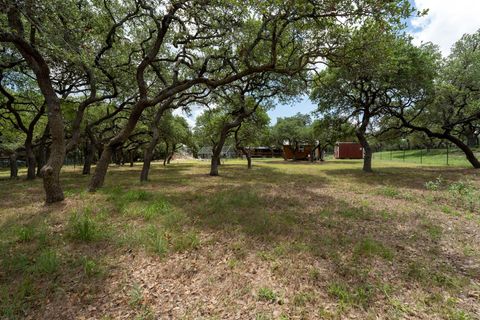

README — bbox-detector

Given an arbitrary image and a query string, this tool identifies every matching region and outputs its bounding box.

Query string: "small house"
[282,145,319,160]
[334,142,363,159]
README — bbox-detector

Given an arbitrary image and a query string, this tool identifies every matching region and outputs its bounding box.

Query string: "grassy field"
[1,159,480,319]
[373,148,480,167]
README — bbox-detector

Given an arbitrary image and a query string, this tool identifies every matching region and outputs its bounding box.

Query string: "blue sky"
[267,0,480,124]
[180,0,480,126]
[267,95,317,124]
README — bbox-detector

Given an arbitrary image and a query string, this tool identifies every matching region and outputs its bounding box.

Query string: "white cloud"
[411,0,480,55]
[172,105,206,128]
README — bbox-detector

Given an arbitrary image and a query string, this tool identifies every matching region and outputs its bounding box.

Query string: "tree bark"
[3,9,65,202]
[310,147,316,162]
[356,129,372,173]
[163,143,169,166]
[25,141,36,180]
[140,136,159,181]
[9,153,18,179]
[82,140,95,175]
[167,144,176,164]
[394,115,480,169]
[447,134,480,168]
[36,141,47,177]
[210,129,229,176]
[129,150,134,167]
[466,126,478,148]
[140,106,167,181]
[238,147,252,169]
[89,145,113,191]
[210,155,220,176]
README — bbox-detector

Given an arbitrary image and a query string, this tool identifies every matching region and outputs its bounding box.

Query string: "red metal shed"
[334,142,363,159]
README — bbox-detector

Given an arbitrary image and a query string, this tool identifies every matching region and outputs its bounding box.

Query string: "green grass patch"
[66,208,104,242]
[376,186,400,198]
[35,249,59,274]
[257,287,277,302]
[327,281,375,309]
[171,230,200,252]
[353,238,394,261]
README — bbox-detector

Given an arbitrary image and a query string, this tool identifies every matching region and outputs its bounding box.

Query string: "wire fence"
[372,146,478,167]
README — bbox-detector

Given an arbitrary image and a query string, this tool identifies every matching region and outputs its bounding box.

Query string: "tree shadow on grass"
[0,161,478,318]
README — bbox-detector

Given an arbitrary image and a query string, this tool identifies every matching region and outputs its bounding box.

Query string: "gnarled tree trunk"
[129,150,134,167]
[140,136,159,181]
[40,94,65,203]
[36,143,47,177]
[3,9,65,202]
[210,128,230,176]
[140,108,164,181]
[9,153,18,179]
[356,129,372,173]
[82,140,95,175]
[466,126,478,148]
[447,134,480,168]
[166,144,176,164]
[239,147,252,169]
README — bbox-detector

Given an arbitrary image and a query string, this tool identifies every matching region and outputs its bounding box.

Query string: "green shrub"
[377,186,400,198]
[257,287,277,302]
[81,257,103,277]
[425,176,443,191]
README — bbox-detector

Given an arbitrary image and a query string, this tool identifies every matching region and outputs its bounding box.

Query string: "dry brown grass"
[1,159,479,319]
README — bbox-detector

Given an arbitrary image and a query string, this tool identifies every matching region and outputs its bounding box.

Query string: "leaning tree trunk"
[82,140,95,175]
[166,144,175,164]
[89,145,114,191]
[356,129,372,173]
[397,117,480,169]
[140,131,160,182]
[9,153,18,179]
[446,134,480,168]
[467,132,478,148]
[140,106,168,181]
[5,7,65,203]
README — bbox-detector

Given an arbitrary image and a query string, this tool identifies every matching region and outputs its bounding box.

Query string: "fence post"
[420,149,423,164]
